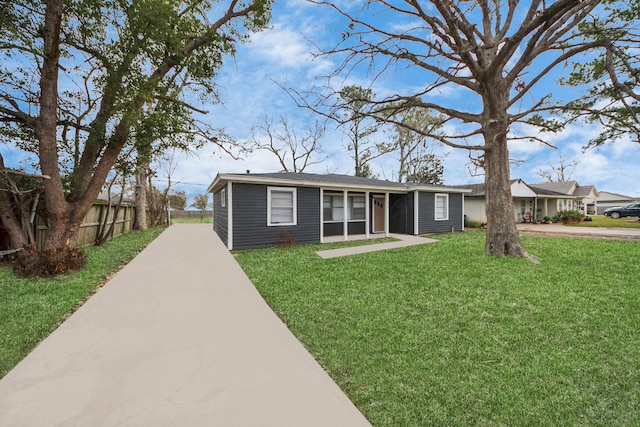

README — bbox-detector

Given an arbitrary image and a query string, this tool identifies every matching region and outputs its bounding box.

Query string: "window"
[268,187,297,226]
[323,194,366,221]
[349,195,366,220]
[435,193,449,221]
[323,194,344,222]
[220,188,226,208]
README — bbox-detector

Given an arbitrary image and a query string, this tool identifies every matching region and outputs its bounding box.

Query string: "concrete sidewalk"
[0,225,371,426]
[317,234,438,259]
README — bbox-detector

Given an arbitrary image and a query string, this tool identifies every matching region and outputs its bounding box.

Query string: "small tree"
[168,191,187,211]
[337,85,383,177]
[381,105,445,183]
[191,194,211,220]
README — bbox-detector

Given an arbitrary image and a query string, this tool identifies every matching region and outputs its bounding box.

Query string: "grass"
[0,227,165,379]
[568,215,640,229]
[235,231,640,426]
[171,216,213,224]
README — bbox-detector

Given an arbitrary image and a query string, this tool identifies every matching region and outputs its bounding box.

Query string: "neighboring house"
[596,191,639,214]
[207,172,471,250]
[463,179,599,224]
[529,181,599,216]
[464,179,539,224]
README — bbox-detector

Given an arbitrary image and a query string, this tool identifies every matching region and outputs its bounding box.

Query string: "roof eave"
[209,173,471,193]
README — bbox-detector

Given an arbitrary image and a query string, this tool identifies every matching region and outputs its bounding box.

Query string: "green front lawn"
[0,227,164,379]
[235,232,640,426]
[570,215,640,229]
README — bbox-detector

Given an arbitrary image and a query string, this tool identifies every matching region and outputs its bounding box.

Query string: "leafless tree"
[537,155,579,182]
[250,115,326,172]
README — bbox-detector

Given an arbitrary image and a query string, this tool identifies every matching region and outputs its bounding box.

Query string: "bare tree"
[300,0,609,260]
[536,155,579,182]
[250,115,326,172]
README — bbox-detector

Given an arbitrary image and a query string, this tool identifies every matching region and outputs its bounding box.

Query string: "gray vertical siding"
[213,185,228,247]
[232,183,321,249]
[418,192,463,233]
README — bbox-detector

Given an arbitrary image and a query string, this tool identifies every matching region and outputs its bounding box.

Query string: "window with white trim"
[348,195,366,220]
[435,193,449,221]
[220,188,226,208]
[323,193,366,221]
[268,187,297,226]
[323,194,344,222]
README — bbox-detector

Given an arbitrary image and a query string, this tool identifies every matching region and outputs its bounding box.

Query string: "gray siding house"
[208,172,471,250]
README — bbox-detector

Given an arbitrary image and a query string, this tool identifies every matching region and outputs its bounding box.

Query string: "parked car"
[604,203,640,219]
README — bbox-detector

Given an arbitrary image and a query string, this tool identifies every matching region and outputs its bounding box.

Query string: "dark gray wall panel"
[418,192,463,233]
[213,185,228,247]
[323,222,343,236]
[348,221,366,234]
[232,183,320,249]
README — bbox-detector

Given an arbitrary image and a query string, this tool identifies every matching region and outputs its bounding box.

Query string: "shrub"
[559,210,584,223]
[277,230,297,247]
[13,246,86,278]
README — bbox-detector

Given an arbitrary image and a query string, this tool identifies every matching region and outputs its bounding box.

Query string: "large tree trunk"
[481,82,537,261]
[482,125,538,261]
[38,0,71,252]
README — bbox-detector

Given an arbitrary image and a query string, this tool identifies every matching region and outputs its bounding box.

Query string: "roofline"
[208,173,472,194]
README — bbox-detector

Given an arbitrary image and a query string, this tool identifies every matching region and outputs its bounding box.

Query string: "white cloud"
[248,25,313,68]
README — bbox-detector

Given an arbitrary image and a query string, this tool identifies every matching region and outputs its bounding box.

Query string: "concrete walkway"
[0,225,371,427]
[517,223,640,240]
[317,233,438,259]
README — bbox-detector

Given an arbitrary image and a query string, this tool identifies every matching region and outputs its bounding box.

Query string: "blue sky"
[2,0,639,206]
[164,0,640,204]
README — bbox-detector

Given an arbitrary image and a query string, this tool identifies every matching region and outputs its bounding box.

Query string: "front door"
[373,197,385,233]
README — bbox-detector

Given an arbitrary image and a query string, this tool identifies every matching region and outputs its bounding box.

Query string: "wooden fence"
[35,200,136,249]
[171,210,213,219]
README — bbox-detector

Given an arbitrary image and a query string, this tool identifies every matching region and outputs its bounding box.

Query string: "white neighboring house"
[529,181,599,216]
[463,179,599,224]
[464,179,538,224]
[596,191,639,214]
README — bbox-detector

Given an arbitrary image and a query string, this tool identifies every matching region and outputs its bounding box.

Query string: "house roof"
[208,172,472,194]
[574,185,598,198]
[597,191,637,202]
[529,181,577,195]
[463,183,488,197]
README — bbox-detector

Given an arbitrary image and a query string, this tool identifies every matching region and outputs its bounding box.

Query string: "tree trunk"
[134,167,148,230]
[0,154,29,249]
[483,119,537,261]
[0,190,28,249]
[38,0,71,252]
